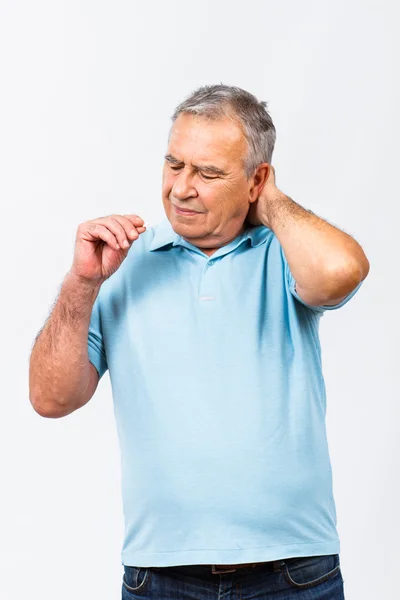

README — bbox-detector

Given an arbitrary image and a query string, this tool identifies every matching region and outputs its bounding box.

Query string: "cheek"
[215,184,237,209]
[162,174,173,194]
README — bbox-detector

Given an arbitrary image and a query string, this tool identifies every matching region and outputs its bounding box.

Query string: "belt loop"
[211,565,238,574]
[272,560,285,572]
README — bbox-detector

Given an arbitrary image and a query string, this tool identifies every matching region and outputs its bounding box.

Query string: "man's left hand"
[245,165,280,229]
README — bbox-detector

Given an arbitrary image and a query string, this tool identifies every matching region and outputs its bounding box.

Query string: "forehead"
[167,113,247,165]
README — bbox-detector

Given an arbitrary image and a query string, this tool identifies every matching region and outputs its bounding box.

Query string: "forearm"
[262,192,370,301]
[29,272,102,416]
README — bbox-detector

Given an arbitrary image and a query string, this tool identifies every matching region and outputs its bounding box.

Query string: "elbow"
[360,256,370,281]
[293,252,370,308]
[329,244,370,284]
[321,258,368,303]
[29,396,75,419]
[346,245,370,282]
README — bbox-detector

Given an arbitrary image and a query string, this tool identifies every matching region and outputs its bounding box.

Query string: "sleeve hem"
[290,279,364,312]
[88,344,108,379]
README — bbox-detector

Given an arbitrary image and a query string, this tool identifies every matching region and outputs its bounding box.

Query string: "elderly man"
[30,84,369,599]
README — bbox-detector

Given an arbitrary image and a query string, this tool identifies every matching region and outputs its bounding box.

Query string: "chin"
[173,220,203,234]
[170,211,203,225]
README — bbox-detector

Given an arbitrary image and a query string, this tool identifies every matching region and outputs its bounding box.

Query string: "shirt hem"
[121,539,340,567]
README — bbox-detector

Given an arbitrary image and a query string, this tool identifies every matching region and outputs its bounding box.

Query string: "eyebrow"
[164,154,228,177]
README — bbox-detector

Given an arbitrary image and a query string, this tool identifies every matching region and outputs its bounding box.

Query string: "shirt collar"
[149,216,271,252]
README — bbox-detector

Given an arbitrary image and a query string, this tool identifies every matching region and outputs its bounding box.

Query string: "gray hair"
[170,84,276,179]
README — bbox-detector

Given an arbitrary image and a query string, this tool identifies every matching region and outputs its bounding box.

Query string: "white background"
[1,1,398,598]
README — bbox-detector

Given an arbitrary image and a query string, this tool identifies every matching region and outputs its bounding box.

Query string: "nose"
[172,168,198,200]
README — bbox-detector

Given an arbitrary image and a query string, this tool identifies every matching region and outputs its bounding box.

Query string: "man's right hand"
[70,214,147,284]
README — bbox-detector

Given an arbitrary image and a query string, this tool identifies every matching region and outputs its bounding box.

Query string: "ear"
[248,163,271,204]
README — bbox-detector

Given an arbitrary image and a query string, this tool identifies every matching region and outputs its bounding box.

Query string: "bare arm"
[29,272,102,418]
[29,212,147,417]
[262,193,370,306]
[246,165,370,306]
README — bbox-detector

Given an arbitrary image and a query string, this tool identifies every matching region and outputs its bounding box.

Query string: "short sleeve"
[284,254,364,314]
[88,295,108,379]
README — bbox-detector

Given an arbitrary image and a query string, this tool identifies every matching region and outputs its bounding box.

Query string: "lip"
[173,205,201,216]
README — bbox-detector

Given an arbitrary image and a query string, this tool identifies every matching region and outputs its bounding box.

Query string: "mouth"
[173,205,201,216]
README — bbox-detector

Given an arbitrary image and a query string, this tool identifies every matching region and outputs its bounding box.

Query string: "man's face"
[162,112,257,253]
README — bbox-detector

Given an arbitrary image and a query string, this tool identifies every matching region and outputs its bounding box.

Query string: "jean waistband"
[152,560,285,575]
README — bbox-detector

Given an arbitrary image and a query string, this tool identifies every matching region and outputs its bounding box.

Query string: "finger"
[124,214,145,226]
[108,216,148,247]
[92,223,122,251]
[101,215,147,247]
[122,214,146,236]
[114,215,146,242]
[98,216,133,249]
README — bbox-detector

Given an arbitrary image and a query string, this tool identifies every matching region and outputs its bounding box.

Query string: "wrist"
[65,270,103,294]
[261,191,290,230]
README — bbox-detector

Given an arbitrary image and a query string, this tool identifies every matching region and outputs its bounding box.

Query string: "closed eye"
[200,174,217,180]
[170,166,217,180]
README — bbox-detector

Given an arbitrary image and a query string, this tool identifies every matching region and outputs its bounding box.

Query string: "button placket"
[199,258,217,302]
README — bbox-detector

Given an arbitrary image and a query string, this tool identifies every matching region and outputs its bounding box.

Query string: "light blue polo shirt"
[87,216,363,567]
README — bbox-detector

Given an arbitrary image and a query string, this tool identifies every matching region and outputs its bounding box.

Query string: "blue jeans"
[122,553,345,599]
